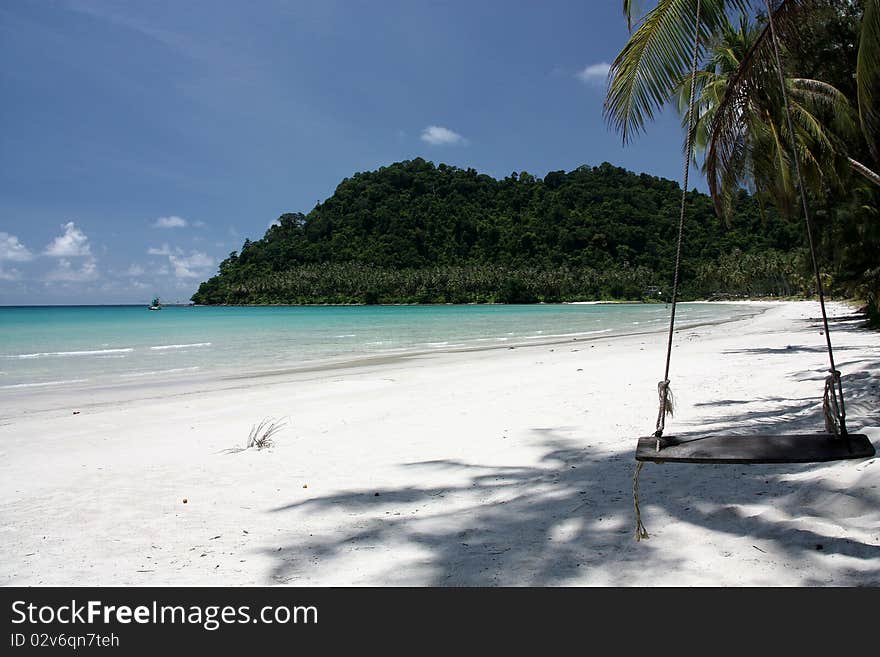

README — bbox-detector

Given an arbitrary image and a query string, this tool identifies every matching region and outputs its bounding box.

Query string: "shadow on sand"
[261,356,880,585]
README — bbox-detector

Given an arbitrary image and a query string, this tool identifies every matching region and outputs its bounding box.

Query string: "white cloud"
[192,220,206,228]
[45,257,99,282]
[153,215,188,228]
[45,222,92,257]
[420,125,466,145]
[168,251,214,279]
[0,232,33,262]
[148,243,214,279]
[148,244,175,256]
[125,264,145,277]
[576,62,611,84]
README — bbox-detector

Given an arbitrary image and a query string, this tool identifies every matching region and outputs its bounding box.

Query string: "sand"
[0,300,877,586]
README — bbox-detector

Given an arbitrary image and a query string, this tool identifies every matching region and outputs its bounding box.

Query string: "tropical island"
[193,159,803,305]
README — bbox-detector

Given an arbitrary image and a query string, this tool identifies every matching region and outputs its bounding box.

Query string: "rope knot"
[823,370,847,436]
[654,379,675,436]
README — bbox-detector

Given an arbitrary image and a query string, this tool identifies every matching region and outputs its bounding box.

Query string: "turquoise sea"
[0,303,757,391]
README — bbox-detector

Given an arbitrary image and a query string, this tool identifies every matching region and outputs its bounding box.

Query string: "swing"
[632,0,875,538]
[636,432,875,465]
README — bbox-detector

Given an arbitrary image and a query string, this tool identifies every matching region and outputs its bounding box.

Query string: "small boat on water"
[148,296,162,311]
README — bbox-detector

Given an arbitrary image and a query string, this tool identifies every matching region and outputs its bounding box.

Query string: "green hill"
[192,158,803,305]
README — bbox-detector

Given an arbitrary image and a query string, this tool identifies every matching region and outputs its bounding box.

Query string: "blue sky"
[0,0,693,304]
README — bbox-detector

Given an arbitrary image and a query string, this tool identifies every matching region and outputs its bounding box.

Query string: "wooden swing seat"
[636,432,875,464]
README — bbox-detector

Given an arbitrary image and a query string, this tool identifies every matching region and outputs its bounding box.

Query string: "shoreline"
[1,300,877,586]
[1,302,769,422]
[0,296,812,308]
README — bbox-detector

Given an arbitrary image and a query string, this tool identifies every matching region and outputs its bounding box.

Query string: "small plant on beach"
[247,417,287,450]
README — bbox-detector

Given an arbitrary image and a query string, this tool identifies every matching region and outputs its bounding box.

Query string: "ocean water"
[0,303,757,391]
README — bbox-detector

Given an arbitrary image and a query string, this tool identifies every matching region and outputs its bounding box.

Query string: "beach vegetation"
[192,159,802,304]
[247,417,287,450]
[606,0,880,315]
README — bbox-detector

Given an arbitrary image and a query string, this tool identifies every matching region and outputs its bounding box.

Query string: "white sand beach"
[1,300,877,586]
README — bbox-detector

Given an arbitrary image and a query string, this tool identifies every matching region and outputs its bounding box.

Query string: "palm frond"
[623,0,641,30]
[767,116,794,206]
[789,77,858,138]
[704,1,819,217]
[605,0,744,144]
[857,0,880,160]
[789,100,836,153]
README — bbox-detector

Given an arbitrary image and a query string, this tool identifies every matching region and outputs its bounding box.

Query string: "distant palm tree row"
[696,248,806,296]
[193,255,799,305]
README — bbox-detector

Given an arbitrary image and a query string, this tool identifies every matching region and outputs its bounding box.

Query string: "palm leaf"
[857,0,879,160]
[613,0,879,216]
[605,0,746,144]
[623,0,641,30]
[704,1,820,217]
[789,77,858,138]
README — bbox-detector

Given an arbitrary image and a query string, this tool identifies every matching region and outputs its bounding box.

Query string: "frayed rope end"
[633,461,649,541]
[659,380,675,417]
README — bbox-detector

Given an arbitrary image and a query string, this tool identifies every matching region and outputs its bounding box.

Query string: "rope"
[823,370,843,435]
[654,380,674,450]
[764,0,847,436]
[634,0,703,541]
[633,461,649,540]
[655,0,703,440]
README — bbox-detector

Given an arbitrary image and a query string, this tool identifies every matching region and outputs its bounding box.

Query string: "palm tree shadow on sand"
[262,359,880,586]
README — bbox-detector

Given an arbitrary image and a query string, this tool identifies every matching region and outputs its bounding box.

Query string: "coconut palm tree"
[674,14,862,218]
[606,0,880,210]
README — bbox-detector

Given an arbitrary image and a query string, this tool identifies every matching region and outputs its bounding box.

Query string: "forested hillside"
[192,159,805,304]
